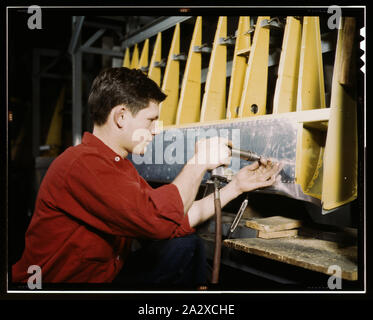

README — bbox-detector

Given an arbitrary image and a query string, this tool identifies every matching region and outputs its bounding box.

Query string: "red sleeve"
[62,152,195,239]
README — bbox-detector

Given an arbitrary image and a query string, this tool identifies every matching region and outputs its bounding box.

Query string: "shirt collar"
[81,132,123,163]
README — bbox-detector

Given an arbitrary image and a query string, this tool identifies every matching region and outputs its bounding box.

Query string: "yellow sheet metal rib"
[138,39,149,73]
[226,16,251,119]
[322,17,357,211]
[159,24,180,126]
[273,17,302,113]
[200,16,227,122]
[294,17,327,200]
[175,17,202,125]
[295,124,326,200]
[239,16,270,117]
[130,43,139,69]
[122,47,130,68]
[148,32,162,86]
[296,17,326,111]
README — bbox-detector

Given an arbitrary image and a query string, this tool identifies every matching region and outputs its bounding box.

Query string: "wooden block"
[258,229,298,239]
[223,236,357,281]
[245,216,302,232]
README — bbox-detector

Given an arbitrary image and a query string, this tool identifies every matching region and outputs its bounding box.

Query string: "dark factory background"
[8,9,70,265]
[7,9,154,265]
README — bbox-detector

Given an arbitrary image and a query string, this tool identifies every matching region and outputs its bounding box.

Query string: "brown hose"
[211,197,222,284]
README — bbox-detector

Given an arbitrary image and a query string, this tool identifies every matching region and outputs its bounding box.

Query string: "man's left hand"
[231,160,283,194]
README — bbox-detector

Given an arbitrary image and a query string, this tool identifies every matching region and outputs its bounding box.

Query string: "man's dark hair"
[88,67,167,125]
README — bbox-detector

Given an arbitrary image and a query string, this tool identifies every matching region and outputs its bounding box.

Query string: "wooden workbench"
[224,236,357,281]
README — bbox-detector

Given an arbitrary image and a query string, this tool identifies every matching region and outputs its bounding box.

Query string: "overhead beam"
[81,28,106,49]
[121,16,192,48]
[84,21,123,32]
[81,46,123,57]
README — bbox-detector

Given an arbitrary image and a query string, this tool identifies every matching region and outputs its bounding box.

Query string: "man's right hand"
[191,137,232,171]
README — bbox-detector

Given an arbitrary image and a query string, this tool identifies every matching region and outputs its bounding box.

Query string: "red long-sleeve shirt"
[12,132,194,283]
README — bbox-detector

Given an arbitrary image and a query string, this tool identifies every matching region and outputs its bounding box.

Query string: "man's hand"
[191,136,232,170]
[231,160,283,194]
[186,158,283,228]
[173,137,232,215]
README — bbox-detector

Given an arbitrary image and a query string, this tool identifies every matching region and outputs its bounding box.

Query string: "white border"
[5,5,367,296]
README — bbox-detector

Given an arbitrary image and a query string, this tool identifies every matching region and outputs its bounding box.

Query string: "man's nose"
[151,120,162,136]
[150,126,157,136]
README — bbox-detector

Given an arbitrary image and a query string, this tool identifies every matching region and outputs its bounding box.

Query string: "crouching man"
[12,67,281,288]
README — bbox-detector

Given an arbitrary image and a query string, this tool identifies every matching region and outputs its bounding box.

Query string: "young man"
[12,67,281,287]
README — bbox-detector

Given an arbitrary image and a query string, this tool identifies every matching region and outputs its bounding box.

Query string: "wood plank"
[245,216,302,232]
[258,229,298,239]
[224,236,357,280]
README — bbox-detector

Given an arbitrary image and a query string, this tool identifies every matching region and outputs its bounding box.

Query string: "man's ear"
[113,105,128,128]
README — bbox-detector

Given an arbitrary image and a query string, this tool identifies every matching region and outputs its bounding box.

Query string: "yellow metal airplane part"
[322,17,357,210]
[295,124,326,199]
[239,16,270,117]
[138,39,149,72]
[175,17,202,125]
[200,16,228,122]
[44,86,66,157]
[124,15,358,212]
[296,17,326,111]
[295,17,327,200]
[226,16,251,119]
[122,47,130,68]
[130,43,139,69]
[273,17,302,113]
[148,32,162,86]
[159,24,180,126]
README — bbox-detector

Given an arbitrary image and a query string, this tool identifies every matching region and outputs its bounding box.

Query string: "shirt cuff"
[176,212,195,237]
[148,183,185,223]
